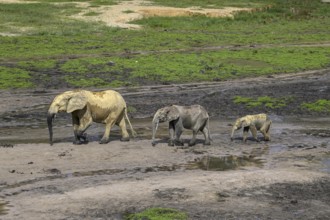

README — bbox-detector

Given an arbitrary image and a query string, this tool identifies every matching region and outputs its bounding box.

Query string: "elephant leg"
[168,121,175,146]
[189,130,198,146]
[100,115,117,144]
[202,126,211,145]
[243,127,250,142]
[118,116,130,142]
[72,115,91,145]
[174,127,184,146]
[249,125,259,142]
[260,120,271,141]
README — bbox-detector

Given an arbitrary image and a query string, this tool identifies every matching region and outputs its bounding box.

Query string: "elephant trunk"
[230,126,236,141]
[47,113,56,146]
[151,117,159,146]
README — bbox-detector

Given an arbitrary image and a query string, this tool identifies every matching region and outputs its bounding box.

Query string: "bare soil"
[0,69,329,219]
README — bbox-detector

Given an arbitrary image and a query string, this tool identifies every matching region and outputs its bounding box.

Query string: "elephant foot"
[168,140,175,147]
[264,137,271,141]
[175,140,184,146]
[74,139,89,145]
[204,141,211,146]
[99,138,109,144]
[188,141,196,147]
[73,140,84,145]
[120,137,130,142]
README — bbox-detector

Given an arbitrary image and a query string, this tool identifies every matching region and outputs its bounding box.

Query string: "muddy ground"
[0,69,330,219]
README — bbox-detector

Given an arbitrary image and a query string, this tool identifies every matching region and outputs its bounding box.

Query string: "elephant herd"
[47,89,272,146]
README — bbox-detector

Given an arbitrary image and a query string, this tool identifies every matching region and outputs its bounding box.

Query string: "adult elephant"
[47,89,136,145]
[152,105,211,147]
[230,113,271,142]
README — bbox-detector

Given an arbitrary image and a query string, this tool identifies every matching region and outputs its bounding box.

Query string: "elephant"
[47,89,136,145]
[230,113,271,142]
[152,105,211,147]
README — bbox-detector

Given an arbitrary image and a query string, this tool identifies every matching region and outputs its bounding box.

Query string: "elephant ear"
[241,119,249,128]
[166,106,180,121]
[66,94,87,113]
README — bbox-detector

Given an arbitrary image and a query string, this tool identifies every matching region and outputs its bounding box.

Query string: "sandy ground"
[0,69,330,219]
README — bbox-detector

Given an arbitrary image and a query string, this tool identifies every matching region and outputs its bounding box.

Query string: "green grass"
[18,60,57,71]
[301,99,330,112]
[233,96,293,109]
[0,66,33,89]
[126,207,188,220]
[0,0,329,89]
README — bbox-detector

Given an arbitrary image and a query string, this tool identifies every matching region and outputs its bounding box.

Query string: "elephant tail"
[207,117,213,142]
[124,107,137,138]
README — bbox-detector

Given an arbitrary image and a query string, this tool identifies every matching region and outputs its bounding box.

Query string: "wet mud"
[0,69,329,219]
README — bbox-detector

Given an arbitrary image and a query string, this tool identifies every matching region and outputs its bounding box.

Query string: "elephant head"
[230,118,248,141]
[47,90,87,145]
[152,106,180,146]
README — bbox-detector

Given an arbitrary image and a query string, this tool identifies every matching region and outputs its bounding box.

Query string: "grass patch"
[6,46,328,88]
[301,99,330,112]
[18,60,57,71]
[83,11,102,16]
[233,96,293,109]
[126,207,188,220]
[0,0,329,88]
[0,66,33,89]
[122,10,135,14]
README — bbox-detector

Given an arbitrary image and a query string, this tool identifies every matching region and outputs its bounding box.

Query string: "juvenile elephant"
[230,113,271,142]
[47,89,136,145]
[152,105,211,146]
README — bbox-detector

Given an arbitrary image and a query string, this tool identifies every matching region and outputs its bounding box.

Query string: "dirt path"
[0,68,329,219]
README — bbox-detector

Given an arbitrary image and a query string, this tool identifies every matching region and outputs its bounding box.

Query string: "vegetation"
[233,96,293,109]
[301,99,330,112]
[0,0,329,89]
[0,66,33,89]
[126,207,188,220]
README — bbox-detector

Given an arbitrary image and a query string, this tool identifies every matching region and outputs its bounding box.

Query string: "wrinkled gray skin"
[47,90,136,145]
[152,105,211,146]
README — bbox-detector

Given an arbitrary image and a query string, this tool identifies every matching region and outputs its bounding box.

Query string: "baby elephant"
[152,105,211,146]
[231,113,271,142]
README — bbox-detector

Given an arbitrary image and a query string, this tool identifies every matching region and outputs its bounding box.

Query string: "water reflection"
[188,155,264,171]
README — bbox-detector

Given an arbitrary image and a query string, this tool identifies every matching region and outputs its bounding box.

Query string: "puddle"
[187,155,264,171]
